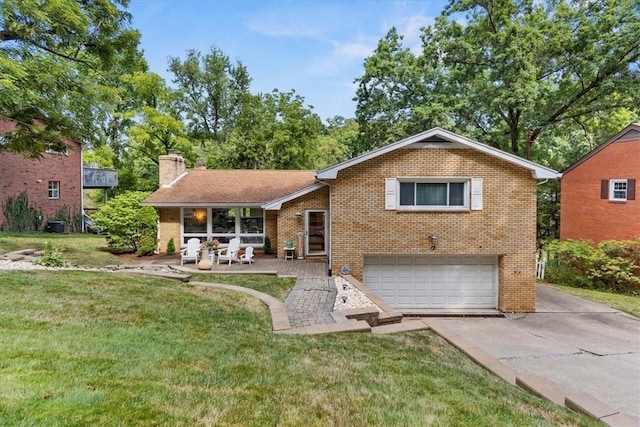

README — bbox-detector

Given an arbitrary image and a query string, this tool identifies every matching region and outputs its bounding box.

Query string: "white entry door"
[305,210,327,255]
[364,255,498,309]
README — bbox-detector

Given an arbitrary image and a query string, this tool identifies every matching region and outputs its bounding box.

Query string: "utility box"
[46,221,66,233]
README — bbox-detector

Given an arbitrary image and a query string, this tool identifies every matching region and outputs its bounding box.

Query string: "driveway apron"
[433,284,640,422]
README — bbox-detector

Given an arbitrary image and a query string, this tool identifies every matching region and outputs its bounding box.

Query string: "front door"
[305,210,327,255]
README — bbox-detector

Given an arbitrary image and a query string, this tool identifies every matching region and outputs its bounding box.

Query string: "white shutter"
[471,178,483,210]
[385,178,397,210]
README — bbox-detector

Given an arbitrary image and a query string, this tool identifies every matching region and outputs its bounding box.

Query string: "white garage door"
[364,255,498,309]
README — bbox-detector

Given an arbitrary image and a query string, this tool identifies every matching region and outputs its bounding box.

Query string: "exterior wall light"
[295,212,302,223]
[429,234,438,250]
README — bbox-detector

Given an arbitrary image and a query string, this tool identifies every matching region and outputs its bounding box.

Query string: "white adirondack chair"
[217,237,240,265]
[240,246,254,264]
[181,238,200,265]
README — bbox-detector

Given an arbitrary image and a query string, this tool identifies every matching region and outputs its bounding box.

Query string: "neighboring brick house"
[0,121,83,231]
[143,128,559,312]
[560,123,639,244]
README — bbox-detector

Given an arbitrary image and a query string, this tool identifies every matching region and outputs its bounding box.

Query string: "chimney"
[158,151,186,187]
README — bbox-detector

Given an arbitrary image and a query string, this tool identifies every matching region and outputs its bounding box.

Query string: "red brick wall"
[0,137,82,230]
[560,139,639,244]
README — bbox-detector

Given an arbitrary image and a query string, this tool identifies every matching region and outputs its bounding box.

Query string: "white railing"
[536,259,546,280]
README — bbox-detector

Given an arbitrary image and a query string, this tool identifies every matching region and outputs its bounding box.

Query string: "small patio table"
[284,247,295,261]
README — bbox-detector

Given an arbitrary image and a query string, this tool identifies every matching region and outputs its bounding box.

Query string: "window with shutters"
[611,180,627,201]
[602,179,635,202]
[386,178,482,211]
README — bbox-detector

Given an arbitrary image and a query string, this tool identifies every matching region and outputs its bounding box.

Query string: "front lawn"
[0,232,133,267]
[0,270,597,426]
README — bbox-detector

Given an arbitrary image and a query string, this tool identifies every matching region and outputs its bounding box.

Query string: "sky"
[128,0,449,122]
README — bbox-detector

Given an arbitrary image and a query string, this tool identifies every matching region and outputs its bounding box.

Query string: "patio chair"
[217,237,240,265]
[181,238,200,265]
[240,246,254,264]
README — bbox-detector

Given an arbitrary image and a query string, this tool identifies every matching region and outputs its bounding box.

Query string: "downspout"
[316,180,332,276]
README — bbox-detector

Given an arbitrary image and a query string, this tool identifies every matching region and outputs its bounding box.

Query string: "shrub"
[263,236,272,255]
[2,191,42,232]
[137,232,157,256]
[92,191,158,254]
[545,239,640,293]
[35,241,68,267]
[166,238,176,255]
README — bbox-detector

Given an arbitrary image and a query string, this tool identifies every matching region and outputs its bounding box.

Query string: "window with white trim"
[385,178,482,211]
[399,181,467,208]
[48,181,60,199]
[610,180,628,201]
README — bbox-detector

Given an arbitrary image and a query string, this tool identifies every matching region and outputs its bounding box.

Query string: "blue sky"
[128,0,449,121]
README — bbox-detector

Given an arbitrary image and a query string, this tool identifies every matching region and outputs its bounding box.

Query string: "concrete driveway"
[429,284,640,423]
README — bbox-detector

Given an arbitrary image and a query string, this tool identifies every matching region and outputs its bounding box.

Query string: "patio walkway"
[173,257,337,328]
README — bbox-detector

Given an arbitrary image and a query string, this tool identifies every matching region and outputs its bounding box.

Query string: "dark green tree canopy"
[0,0,140,157]
[355,0,640,158]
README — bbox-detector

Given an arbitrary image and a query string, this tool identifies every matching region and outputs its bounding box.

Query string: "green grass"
[190,273,295,301]
[0,270,598,426]
[548,283,640,318]
[0,232,132,267]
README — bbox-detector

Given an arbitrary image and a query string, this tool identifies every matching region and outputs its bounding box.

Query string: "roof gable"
[316,127,560,180]
[563,123,640,175]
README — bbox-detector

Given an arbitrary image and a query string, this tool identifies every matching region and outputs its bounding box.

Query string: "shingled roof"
[142,169,317,207]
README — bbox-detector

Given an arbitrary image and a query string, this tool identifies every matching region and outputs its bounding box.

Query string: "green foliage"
[1,191,43,232]
[49,205,82,233]
[92,191,158,254]
[354,0,640,157]
[34,241,68,267]
[545,239,640,293]
[263,236,272,255]
[206,90,323,170]
[169,46,252,143]
[0,0,141,157]
[136,232,157,256]
[166,237,176,255]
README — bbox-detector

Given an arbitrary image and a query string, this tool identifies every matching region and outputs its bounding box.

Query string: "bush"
[2,191,42,232]
[545,239,640,293]
[263,236,272,255]
[92,191,158,254]
[35,241,68,267]
[166,238,176,255]
[136,232,157,256]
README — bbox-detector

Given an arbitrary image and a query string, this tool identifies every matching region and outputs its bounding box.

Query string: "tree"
[207,90,323,170]
[92,191,157,254]
[168,46,252,143]
[354,28,451,155]
[117,72,193,192]
[0,0,141,157]
[317,116,357,166]
[354,0,640,158]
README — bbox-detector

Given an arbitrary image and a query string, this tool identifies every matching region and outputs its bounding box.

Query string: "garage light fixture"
[429,234,438,250]
[295,212,302,223]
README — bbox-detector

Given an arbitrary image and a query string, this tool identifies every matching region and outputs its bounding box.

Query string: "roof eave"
[263,182,326,210]
[317,127,561,180]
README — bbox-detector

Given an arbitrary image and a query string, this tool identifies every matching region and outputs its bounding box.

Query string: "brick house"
[143,128,559,312]
[560,123,639,244]
[0,121,83,231]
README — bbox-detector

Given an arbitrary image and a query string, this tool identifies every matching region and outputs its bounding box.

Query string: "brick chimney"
[158,151,186,187]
